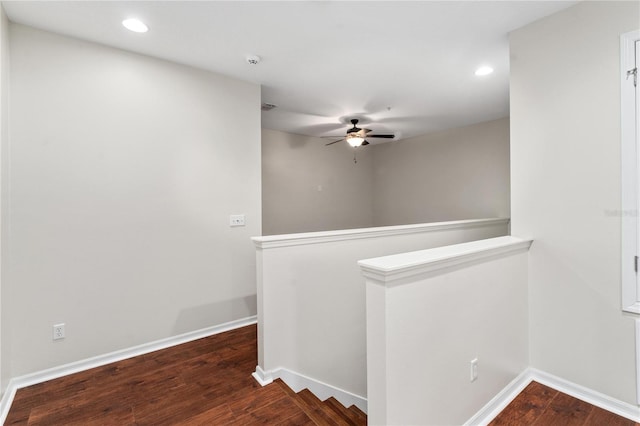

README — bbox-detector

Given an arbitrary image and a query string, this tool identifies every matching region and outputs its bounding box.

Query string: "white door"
[622,32,640,314]
[632,38,640,408]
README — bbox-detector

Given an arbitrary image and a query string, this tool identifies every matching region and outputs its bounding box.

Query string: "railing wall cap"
[358,235,533,286]
[251,218,510,249]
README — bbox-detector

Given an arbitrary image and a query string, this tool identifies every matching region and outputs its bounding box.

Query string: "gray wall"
[262,118,510,234]
[262,129,374,235]
[2,24,261,379]
[510,1,639,405]
[372,118,510,226]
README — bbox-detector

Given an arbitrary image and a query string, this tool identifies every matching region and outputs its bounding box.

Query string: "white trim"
[251,365,274,386]
[637,319,640,405]
[0,315,257,425]
[621,29,640,314]
[0,386,17,426]
[253,366,367,413]
[627,301,640,315]
[358,236,533,286]
[464,369,532,426]
[252,218,509,249]
[466,368,640,425]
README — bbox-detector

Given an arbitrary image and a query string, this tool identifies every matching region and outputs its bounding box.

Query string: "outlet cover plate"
[53,323,65,340]
[230,214,245,227]
[470,358,478,382]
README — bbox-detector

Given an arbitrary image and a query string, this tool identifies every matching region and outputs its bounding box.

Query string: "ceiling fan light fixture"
[346,133,365,147]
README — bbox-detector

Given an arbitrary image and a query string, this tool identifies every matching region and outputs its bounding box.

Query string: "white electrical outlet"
[229,214,245,227]
[53,323,65,341]
[470,358,478,382]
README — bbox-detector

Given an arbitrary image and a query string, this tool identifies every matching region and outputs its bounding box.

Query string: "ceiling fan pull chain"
[354,152,357,164]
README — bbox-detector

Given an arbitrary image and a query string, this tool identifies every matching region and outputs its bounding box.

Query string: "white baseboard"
[464,369,532,426]
[636,319,640,406]
[0,385,17,426]
[466,367,640,425]
[0,315,257,425]
[251,365,274,386]
[253,366,367,413]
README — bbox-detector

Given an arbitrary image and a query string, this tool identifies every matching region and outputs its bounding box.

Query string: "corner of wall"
[0,2,9,395]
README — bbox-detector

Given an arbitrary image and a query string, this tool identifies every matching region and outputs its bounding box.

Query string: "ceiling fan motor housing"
[348,118,361,133]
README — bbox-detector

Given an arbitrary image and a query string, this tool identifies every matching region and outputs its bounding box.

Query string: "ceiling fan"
[325,119,394,148]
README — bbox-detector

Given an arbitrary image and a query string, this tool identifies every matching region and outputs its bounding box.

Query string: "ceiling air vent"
[261,103,277,111]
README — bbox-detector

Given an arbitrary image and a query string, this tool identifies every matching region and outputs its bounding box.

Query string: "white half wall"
[510,1,640,405]
[360,236,531,426]
[262,129,374,235]
[372,117,510,226]
[2,24,261,380]
[254,218,509,401]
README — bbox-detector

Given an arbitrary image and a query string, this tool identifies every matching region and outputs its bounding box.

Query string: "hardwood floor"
[490,381,638,426]
[5,324,365,425]
[4,324,636,425]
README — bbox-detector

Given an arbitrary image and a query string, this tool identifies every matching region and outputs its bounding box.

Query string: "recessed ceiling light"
[475,66,494,76]
[122,18,148,33]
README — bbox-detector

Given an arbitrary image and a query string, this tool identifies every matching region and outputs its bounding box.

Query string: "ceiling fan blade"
[361,140,370,146]
[367,134,395,138]
[325,139,344,146]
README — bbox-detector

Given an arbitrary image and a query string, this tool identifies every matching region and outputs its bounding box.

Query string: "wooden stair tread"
[324,397,365,425]
[275,379,297,397]
[274,379,367,426]
[274,381,335,426]
[297,389,346,426]
[348,405,367,423]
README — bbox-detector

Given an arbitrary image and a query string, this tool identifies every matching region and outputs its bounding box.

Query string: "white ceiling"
[3,1,577,142]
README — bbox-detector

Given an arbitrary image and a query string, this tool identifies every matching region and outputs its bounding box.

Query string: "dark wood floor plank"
[131,385,216,425]
[534,391,593,426]
[22,376,136,425]
[490,381,558,425]
[171,402,236,425]
[275,410,317,425]
[537,392,593,426]
[583,404,638,426]
[226,380,290,415]
[229,395,310,425]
